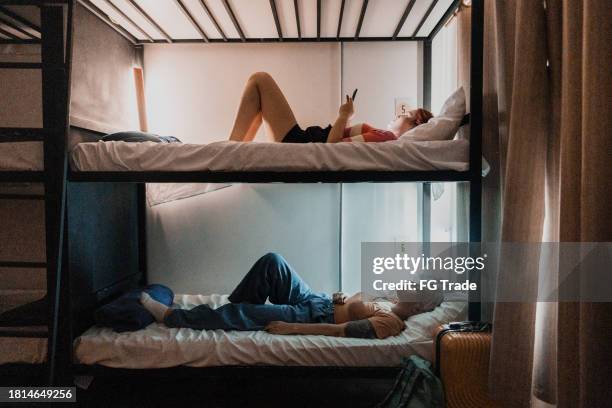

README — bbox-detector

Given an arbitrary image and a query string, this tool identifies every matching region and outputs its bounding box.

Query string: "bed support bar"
[468,0,484,322]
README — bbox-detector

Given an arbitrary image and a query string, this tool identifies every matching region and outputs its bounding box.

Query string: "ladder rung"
[0,62,66,70]
[0,327,48,339]
[0,172,45,183]
[0,62,42,69]
[0,127,45,142]
[0,193,45,200]
[0,261,47,268]
[0,39,40,44]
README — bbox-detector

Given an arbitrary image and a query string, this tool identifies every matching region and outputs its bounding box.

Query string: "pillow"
[400,87,466,141]
[102,131,181,143]
[94,284,174,332]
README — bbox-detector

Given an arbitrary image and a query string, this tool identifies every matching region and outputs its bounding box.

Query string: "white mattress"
[74,294,467,369]
[70,139,469,173]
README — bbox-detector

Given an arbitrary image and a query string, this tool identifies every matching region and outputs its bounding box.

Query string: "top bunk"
[0,0,483,184]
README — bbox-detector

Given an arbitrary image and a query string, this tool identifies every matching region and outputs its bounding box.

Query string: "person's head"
[387,108,433,137]
[391,288,444,320]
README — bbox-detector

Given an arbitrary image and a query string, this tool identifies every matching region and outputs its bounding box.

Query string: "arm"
[327,96,355,143]
[265,318,378,339]
[266,321,347,337]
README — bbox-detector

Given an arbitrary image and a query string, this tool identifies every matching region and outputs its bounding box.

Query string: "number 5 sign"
[395,98,415,117]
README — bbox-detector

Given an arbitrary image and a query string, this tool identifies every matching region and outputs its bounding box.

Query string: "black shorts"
[282,124,332,143]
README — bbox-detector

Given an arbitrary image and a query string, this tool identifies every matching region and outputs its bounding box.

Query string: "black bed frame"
[0,0,484,386]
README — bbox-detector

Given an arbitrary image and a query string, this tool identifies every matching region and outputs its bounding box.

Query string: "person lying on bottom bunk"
[140,252,443,339]
[228,72,433,144]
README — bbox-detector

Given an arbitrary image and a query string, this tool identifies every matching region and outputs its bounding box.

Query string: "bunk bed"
[0,0,484,386]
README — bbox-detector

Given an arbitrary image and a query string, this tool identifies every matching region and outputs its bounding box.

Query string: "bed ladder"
[0,1,73,386]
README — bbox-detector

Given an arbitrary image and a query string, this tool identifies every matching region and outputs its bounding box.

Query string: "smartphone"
[351,88,358,101]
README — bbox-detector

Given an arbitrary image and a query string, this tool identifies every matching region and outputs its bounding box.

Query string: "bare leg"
[229,72,298,142]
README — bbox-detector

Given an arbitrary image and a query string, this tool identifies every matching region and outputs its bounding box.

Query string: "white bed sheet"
[70,139,469,173]
[74,294,467,369]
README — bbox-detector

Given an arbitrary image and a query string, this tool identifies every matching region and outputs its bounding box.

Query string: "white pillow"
[400,87,466,141]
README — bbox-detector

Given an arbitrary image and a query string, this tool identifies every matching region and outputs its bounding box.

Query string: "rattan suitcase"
[433,322,500,408]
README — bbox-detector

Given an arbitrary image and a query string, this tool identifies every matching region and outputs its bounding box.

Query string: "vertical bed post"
[138,184,148,285]
[468,0,484,322]
[420,39,432,244]
[41,3,71,385]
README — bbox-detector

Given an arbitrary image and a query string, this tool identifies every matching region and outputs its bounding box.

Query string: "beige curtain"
[459,0,612,406]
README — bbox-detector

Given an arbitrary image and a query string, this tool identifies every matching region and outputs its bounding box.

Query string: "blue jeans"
[164,253,334,331]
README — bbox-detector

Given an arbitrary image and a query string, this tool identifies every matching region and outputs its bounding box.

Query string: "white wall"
[147,184,340,295]
[340,42,421,293]
[144,43,341,294]
[144,43,340,142]
[342,42,420,129]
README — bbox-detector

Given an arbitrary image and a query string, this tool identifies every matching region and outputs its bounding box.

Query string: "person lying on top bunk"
[228,72,433,144]
[140,252,443,339]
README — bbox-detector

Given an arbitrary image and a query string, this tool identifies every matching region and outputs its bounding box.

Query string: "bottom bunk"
[74,294,466,370]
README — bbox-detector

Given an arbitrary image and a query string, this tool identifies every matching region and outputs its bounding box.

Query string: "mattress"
[69,139,469,173]
[0,336,46,365]
[74,294,467,369]
[0,142,43,172]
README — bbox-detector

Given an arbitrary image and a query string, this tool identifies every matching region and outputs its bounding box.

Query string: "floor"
[3,374,395,408]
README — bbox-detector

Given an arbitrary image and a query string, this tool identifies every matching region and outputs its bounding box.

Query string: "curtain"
[464,0,612,406]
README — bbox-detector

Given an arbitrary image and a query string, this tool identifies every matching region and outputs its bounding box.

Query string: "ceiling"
[0,0,459,44]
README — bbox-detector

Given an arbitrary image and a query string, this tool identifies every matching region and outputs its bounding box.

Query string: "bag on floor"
[375,355,444,408]
[433,322,498,408]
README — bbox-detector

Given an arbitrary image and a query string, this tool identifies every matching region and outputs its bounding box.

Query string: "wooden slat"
[293,0,301,39]
[126,0,173,43]
[199,0,226,41]
[0,172,45,183]
[316,0,321,40]
[0,261,47,268]
[269,0,282,40]
[336,0,345,38]
[0,25,18,40]
[174,0,209,42]
[0,127,45,142]
[354,0,368,39]
[412,0,439,37]
[222,0,245,41]
[0,194,45,200]
[392,0,417,40]
[0,327,48,338]
[77,0,138,45]
[0,5,41,33]
[0,14,37,39]
[0,38,40,44]
[427,0,460,40]
[101,0,154,42]
[0,62,42,69]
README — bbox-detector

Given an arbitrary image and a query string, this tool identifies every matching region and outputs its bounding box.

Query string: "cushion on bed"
[400,87,466,141]
[94,284,174,332]
[102,131,181,144]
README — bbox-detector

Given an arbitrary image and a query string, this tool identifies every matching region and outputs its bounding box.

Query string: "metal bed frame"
[0,0,484,386]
